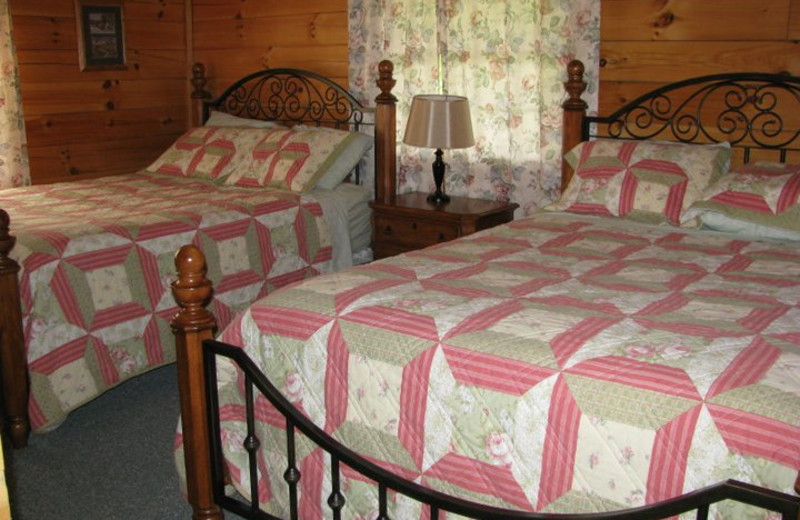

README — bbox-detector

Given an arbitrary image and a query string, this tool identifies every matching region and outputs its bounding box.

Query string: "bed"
[171,61,800,519]
[0,60,398,448]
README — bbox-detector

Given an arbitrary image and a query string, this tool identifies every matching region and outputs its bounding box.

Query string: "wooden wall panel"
[9,0,799,185]
[600,0,800,114]
[600,42,800,83]
[18,49,187,83]
[601,0,792,41]
[192,0,343,21]
[191,0,349,99]
[9,0,189,185]
[791,1,800,39]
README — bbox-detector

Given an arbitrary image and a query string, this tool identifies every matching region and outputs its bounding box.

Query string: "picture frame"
[74,0,127,71]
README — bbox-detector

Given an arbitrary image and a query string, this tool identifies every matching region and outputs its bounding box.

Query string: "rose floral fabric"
[682,161,800,239]
[549,139,733,225]
[688,162,800,216]
[185,212,800,518]
[0,172,337,431]
[348,0,599,214]
[148,127,369,193]
[226,128,368,192]
[0,0,30,188]
[146,127,252,181]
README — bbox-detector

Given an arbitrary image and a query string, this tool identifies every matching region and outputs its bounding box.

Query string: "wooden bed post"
[561,60,588,191]
[171,245,222,520]
[0,209,29,449]
[374,60,398,204]
[191,63,212,128]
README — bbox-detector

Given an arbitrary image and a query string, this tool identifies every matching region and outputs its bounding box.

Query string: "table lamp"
[403,94,475,204]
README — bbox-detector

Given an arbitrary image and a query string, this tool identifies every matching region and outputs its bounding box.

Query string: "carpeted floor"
[4,364,201,519]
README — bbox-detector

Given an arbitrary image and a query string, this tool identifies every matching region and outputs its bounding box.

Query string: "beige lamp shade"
[403,95,475,149]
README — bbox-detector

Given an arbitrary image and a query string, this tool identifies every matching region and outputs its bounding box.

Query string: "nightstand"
[370,192,519,259]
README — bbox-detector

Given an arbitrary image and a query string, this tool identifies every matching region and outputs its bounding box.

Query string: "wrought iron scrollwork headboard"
[583,72,800,164]
[199,67,374,184]
[203,68,371,129]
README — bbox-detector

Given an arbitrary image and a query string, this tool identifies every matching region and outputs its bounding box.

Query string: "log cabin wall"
[600,0,800,166]
[191,0,348,103]
[600,0,800,112]
[9,0,190,185]
[7,1,800,185]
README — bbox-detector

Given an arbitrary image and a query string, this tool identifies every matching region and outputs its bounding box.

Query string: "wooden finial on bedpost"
[191,62,212,128]
[561,59,588,191]
[171,244,221,520]
[375,60,398,205]
[0,209,30,448]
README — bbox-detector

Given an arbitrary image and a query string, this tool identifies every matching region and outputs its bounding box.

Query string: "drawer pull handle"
[438,232,445,241]
[412,222,417,230]
[383,225,393,235]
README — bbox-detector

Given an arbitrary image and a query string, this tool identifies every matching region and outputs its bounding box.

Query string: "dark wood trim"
[561,59,588,191]
[190,62,211,128]
[0,210,28,449]
[374,60,398,204]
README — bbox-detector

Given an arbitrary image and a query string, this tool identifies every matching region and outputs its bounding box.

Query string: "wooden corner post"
[191,62,212,128]
[561,59,588,191]
[375,60,397,204]
[0,209,29,448]
[171,245,222,520]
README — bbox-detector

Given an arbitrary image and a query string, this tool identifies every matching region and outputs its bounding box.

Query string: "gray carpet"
[4,364,203,519]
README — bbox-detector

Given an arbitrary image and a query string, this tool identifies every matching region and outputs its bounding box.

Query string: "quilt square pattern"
[1,172,335,431]
[202,211,800,519]
[550,139,731,225]
[145,127,249,181]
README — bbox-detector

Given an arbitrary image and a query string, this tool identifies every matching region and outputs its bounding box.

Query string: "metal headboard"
[582,72,800,164]
[201,68,375,184]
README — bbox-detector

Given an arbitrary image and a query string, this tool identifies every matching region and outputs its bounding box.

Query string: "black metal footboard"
[202,339,800,520]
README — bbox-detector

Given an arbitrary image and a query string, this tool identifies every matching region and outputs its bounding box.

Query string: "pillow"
[547,139,733,225]
[681,161,800,240]
[205,110,284,129]
[145,127,261,181]
[293,125,373,189]
[225,127,372,192]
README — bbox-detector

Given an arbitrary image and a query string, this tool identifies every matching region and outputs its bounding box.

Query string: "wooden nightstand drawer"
[374,214,459,248]
[370,192,519,260]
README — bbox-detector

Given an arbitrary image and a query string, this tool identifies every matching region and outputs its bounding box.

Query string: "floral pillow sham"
[681,161,800,240]
[224,127,369,192]
[145,126,252,181]
[290,125,373,190]
[547,139,732,225]
[145,126,371,192]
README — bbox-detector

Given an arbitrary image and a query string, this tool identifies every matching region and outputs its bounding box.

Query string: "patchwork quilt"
[0,172,334,431]
[206,212,799,519]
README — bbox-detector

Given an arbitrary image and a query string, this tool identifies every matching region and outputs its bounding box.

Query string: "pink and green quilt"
[1,172,335,431]
[208,212,799,518]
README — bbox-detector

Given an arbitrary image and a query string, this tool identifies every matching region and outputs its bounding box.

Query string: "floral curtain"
[349,0,599,215]
[0,0,29,189]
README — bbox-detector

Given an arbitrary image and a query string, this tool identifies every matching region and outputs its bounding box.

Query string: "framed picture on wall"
[74,0,127,71]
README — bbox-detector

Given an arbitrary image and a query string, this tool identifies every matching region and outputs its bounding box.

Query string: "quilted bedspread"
[206,211,800,519]
[0,172,335,431]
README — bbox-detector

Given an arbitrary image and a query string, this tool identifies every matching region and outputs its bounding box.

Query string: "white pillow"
[293,125,373,189]
[205,110,284,129]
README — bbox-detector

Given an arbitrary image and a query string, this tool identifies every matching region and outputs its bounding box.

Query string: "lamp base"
[428,148,450,205]
[427,191,450,204]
